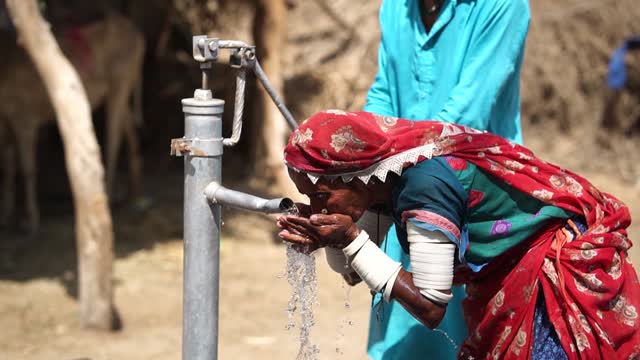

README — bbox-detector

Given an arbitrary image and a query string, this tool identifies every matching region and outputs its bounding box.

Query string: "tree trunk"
[253,0,297,197]
[6,0,116,330]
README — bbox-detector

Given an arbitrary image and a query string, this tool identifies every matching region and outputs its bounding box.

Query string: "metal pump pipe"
[252,60,298,130]
[204,182,294,214]
[174,35,299,360]
[180,89,223,360]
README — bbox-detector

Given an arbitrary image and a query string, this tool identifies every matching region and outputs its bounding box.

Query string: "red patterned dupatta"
[284,110,640,359]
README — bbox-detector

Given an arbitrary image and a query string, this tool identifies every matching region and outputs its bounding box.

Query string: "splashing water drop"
[433,328,459,350]
[334,280,354,358]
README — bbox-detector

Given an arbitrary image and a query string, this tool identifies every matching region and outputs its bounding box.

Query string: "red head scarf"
[284,110,476,175]
[285,110,627,226]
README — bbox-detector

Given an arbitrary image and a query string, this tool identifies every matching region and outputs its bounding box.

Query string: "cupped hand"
[276,202,311,229]
[277,213,360,250]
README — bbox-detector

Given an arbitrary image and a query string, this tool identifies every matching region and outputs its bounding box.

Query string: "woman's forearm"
[390,270,448,329]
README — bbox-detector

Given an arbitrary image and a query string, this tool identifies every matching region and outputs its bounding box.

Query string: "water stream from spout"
[284,205,320,360]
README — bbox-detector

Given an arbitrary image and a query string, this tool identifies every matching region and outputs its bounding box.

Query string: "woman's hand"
[276,202,311,228]
[277,213,360,250]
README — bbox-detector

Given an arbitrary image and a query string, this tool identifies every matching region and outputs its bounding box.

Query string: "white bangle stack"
[407,222,455,306]
[343,231,402,294]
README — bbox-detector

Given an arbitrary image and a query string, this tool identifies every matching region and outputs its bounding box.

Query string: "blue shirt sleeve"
[434,0,530,131]
[393,158,467,243]
[363,0,394,116]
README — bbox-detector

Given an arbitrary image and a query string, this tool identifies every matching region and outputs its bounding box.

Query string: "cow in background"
[0,12,145,233]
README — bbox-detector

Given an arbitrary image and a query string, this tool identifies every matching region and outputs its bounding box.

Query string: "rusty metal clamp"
[170,137,223,157]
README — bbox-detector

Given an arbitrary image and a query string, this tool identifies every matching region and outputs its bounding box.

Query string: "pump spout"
[204,182,294,214]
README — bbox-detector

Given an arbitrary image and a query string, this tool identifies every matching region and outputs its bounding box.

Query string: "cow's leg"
[107,48,144,203]
[124,39,145,203]
[123,108,143,200]
[15,121,39,233]
[105,91,126,200]
[1,127,16,228]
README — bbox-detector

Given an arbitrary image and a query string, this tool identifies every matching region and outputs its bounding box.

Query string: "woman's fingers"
[283,215,322,234]
[281,214,357,249]
[309,214,343,226]
[287,214,341,230]
[284,215,312,226]
[278,230,314,246]
[281,217,314,236]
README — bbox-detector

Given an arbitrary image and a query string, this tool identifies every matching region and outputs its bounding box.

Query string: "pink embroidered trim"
[401,210,461,240]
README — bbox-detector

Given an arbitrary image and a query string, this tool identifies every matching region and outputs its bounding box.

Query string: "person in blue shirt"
[361,0,530,358]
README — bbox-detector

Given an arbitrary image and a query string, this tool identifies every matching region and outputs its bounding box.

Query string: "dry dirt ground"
[2,0,640,359]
